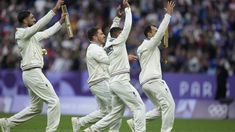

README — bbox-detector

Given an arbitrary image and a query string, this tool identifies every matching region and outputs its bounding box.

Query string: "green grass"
[1,113,235,132]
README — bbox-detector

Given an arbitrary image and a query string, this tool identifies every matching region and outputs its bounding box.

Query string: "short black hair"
[87,27,100,41]
[110,27,122,38]
[144,25,156,38]
[17,10,31,24]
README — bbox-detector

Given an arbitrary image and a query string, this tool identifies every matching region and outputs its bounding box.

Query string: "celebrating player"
[71,27,122,131]
[71,4,139,132]
[84,0,146,132]
[0,0,66,132]
[127,1,176,132]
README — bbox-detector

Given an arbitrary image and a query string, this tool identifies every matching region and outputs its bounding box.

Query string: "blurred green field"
[0,113,235,132]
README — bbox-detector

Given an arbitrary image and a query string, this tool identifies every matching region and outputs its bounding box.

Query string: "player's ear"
[92,35,97,41]
[23,19,27,25]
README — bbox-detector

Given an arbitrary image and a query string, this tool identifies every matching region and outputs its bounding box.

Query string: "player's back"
[137,39,162,85]
[137,14,172,85]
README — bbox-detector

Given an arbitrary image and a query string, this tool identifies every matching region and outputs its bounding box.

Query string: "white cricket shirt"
[137,14,171,85]
[104,7,132,82]
[86,43,110,86]
[15,10,62,71]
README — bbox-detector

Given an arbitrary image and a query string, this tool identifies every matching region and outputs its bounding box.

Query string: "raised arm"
[34,12,66,41]
[34,22,61,41]
[145,14,171,49]
[21,0,64,39]
[107,6,123,40]
[145,1,175,50]
[112,3,132,44]
[111,6,124,28]
[106,17,121,40]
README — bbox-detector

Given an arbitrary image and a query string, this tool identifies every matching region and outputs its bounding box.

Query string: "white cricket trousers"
[79,80,121,131]
[91,80,146,132]
[7,68,60,132]
[142,79,175,132]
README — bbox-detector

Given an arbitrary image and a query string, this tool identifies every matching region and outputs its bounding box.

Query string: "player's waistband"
[22,66,41,72]
[110,71,129,77]
[140,76,162,86]
[88,77,109,87]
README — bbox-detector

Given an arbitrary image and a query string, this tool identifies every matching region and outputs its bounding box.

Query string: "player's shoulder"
[88,43,98,48]
[137,45,141,53]
[87,44,95,51]
[15,28,25,39]
[87,44,102,52]
[105,38,115,48]
[137,39,148,52]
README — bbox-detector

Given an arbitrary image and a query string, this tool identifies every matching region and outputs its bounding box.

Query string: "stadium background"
[0,0,235,131]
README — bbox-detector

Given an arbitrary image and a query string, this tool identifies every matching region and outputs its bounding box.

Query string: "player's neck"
[21,23,28,28]
[91,41,103,47]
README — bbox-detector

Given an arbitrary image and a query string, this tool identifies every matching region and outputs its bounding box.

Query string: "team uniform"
[88,7,146,132]
[72,43,121,132]
[0,10,61,132]
[137,14,175,132]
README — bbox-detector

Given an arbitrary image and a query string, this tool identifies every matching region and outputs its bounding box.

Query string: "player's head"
[110,27,122,38]
[144,25,157,39]
[17,10,36,27]
[87,27,106,45]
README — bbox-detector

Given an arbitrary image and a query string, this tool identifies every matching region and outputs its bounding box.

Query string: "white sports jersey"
[104,7,132,81]
[86,43,110,86]
[137,14,171,85]
[15,10,62,71]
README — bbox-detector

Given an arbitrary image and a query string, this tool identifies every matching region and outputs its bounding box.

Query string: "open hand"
[122,0,130,9]
[164,1,175,15]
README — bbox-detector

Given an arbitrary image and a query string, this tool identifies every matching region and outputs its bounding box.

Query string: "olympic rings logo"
[208,104,227,118]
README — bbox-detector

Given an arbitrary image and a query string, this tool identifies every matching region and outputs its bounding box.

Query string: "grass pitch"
[0,113,235,132]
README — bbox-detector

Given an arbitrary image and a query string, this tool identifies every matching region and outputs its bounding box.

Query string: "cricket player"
[84,0,146,132]
[71,27,121,132]
[127,1,175,132]
[0,0,66,132]
[71,6,138,131]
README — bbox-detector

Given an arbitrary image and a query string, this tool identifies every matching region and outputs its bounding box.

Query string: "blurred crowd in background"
[0,0,234,76]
